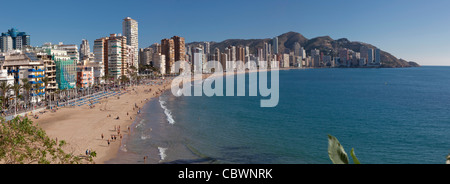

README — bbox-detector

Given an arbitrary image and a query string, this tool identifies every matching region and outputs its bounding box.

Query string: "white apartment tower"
[122,17,139,69]
[79,39,91,60]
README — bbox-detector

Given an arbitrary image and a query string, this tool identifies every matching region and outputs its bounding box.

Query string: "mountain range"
[186,31,420,68]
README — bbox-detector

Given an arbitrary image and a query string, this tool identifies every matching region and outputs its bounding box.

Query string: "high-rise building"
[161,38,175,74]
[311,49,320,57]
[79,39,91,61]
[139,47,154,66]
[236,46,245,62]
[339,48,349,65]
[172,36,186,62]
[0,28,30,52]
[203,42,210,55]
[94,37,108,63]
[0,36,13,52]
[152,52,166,75]
[367,48,374,64]
[322,55,332,67]
[94,34,128,79]
[312,55,320,68]
[230,46,236,62]
[360,46,369,65]
[374,48,381,65]
[282,54,290,68]
[122,17,138,69]
[57,43,79,64]
[47,48,77,90]
[36,52,58,92]
[193,47,203,73]
[213,48,220,61]
[294,42,301,56]
[352,52,360,66]
[300,47,306,58]
[107,34,125,78]
[273,37,278,54]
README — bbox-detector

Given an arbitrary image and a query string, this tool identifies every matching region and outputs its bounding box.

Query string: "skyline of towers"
[0,28,30,52]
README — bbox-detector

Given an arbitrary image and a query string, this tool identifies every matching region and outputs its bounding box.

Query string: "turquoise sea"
[107,66,450,164]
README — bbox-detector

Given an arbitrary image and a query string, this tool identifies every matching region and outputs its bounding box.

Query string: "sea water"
[107,66,450,164]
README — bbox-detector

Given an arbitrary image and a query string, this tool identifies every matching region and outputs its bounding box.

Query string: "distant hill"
[187,31,420,68]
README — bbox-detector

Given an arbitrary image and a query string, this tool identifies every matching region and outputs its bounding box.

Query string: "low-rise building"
[0,53,45,103]
[77,66,94,88]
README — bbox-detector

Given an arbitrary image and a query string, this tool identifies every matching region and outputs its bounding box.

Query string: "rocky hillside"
[187,31,420,68]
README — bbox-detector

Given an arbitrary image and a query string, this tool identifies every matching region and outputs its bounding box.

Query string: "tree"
[0,116,95,164]
[42,77,49,102]
[120,75,129,85]
[11,83,22,113]
[0,81,12,109]
[21,79,32,108]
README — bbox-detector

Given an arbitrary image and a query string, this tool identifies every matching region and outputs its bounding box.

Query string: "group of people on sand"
[102,125,127,147]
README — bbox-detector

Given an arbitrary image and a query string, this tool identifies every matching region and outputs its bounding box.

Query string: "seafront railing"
[1,77,173,121]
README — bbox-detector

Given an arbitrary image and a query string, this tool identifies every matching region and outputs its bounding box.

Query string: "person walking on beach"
[107,139,110,146]
[143,156,148,164]
[101,133,104,139]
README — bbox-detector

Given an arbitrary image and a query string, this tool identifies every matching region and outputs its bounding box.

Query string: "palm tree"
[21,78,32,109]
[42,77,49,102]
[0,81,12,109]
[120,75,130,86]
[11,83,22,114]
[54,88,60,102]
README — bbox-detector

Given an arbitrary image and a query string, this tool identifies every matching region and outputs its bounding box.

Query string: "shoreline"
[35,68,292,164]
[35,78,174,164]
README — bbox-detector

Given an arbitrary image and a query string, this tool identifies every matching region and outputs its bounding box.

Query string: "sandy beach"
[34,67,294,164]
[35,78,173,164]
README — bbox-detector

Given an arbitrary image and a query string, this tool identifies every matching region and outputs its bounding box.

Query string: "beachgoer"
[101,133,104,139]
[107,140,110,146]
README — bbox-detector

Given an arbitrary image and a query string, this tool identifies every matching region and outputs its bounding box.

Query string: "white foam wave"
[120,144,127,152]
[141,134,150,140]
[135,119,145,129]
[158,147,167,161]
[176,89,182,96]
[159,97,175,124]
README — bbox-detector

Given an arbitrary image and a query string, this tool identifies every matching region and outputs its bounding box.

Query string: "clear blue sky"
[1,0,449,65]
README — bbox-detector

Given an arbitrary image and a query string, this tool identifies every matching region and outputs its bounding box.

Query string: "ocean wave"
[158,147,168,161]
[141,134,151,140]
[120,144,127,152]
[159,97,175,124]
[135,119,145,129]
